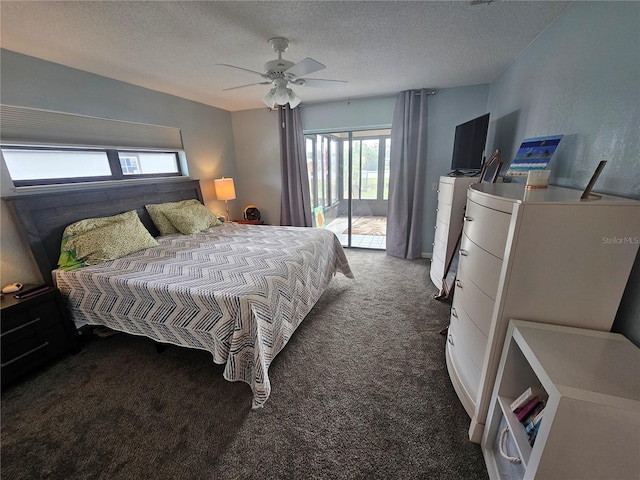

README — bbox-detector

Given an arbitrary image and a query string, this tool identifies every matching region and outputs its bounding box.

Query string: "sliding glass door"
[305,129,391,249]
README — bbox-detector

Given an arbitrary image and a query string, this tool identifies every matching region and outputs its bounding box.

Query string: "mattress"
[55,223,353,408]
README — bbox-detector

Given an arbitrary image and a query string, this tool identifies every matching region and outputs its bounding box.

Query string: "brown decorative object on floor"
[343,216,387,236]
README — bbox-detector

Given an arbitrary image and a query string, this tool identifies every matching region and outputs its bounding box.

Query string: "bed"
[4,179,353,407]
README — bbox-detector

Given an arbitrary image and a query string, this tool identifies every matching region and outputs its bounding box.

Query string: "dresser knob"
[448,335,454,346]
[459,249,468,256]
[464,215,473,222]
[456,279,463,289]
[451,307,458,318]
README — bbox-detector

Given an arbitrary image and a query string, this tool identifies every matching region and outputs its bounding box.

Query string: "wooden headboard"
[3,178,203,285]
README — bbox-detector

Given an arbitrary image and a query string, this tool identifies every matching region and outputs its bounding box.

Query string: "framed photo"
[506,135,562,176]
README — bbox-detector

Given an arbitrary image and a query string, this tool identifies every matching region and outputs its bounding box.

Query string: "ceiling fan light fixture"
[287,88,302,108]
[262,88,277,108]
[262,85,301,108]
[274,85,290,106]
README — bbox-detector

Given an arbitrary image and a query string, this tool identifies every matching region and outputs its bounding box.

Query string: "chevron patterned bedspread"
[54,223,353,408]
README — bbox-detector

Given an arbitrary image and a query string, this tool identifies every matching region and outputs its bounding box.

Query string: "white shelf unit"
[443,183,640,442]
[482,320,640,480]
[430,175,477,290]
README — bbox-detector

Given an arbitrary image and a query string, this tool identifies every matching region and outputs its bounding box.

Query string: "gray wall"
[231,108,281,224]
[0,49,238,285]
[484,2,640,344]
[486,2,639,197]
[422,84,490,254]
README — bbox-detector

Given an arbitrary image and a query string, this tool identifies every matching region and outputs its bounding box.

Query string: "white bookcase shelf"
[482,320,640,480]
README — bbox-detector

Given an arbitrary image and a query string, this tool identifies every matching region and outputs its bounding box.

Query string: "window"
[305,129,391,208]
[1,146,183,187]
[3,149,111,181]
[119,156,140,175]
[118,151,180,175]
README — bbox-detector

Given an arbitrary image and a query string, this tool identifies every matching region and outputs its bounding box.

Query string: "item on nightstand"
[2,283,23,294]
[243,205,261,221]
[13,284,51,299]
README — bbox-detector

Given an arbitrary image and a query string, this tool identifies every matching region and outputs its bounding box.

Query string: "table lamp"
[214,177,236,221]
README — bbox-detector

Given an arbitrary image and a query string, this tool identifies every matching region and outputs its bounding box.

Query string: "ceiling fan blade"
[216,63,269,79]
[223,81,272,91]
[285,58,326,78]
[297,78,347,89]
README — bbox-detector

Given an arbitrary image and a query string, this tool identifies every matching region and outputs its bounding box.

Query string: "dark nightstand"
[233,220,266,225]
[1,287,79,388]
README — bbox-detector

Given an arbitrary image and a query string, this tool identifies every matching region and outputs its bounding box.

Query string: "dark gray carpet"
[1,249,488,480]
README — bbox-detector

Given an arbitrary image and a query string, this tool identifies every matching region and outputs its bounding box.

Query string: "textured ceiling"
[0,1,570,112]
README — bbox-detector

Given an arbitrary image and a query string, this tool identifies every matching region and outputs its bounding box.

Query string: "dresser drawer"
[430,256,445,285]
[456,264,495,337]
[436,203,453,227]
[458,233,503,300]
[434,219,448,246]
[463,199,511,259]
[2,323,70,366]
[448,322,481,403]
[433,234,447,264]
[1,300,66,334]
[430,255,444,282]
[1,288,78,387]
[451,295,488,370]
[438,181,454,206]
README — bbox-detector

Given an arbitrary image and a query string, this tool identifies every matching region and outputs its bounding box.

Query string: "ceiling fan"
[217,37,347,108]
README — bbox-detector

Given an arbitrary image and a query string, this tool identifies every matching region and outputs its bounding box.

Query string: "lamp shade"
[287,88,302,108]
[214,177,236,201]
[262,86,301,109]
[263,89,276,109]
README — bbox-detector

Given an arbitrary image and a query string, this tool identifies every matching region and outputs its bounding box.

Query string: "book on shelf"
[510,386,546,412]
[522,402,545,425]
[515,397,542,422]
[528,422,541,446]
[525,408,545,435]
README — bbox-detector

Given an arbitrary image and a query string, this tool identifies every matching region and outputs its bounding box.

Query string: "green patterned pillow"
[58,210,141,270]
[65,214,158,266]
[163,202,221,235]
[145,199,201,235]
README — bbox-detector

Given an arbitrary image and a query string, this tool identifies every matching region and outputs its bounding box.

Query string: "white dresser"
[430,175,477,290]
[444,183,640,443]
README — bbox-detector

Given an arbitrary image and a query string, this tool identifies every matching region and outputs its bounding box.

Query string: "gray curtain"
[279,105,312,227]
[386,90,429,259]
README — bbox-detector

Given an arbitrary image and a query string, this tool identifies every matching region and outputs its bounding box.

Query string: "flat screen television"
[450,113,490,176]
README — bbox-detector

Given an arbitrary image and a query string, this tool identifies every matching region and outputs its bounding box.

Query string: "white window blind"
[0,104,183,150]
